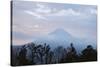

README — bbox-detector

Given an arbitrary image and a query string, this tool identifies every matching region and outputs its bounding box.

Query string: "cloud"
[33,3,97,17]
[24,3,96,21]
[35,4,52,14]
[24,10,47,20]
[34,4,82,17]
[48,8,81,16]
[36,3,45,8]
[35,4,80,16]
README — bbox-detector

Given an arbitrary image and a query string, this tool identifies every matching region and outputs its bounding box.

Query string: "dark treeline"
[11,42,97,66]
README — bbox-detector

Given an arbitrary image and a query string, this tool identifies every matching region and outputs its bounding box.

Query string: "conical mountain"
[48,28,73,40]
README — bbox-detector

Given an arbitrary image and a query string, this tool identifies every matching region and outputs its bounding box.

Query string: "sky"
[12,1,97,45]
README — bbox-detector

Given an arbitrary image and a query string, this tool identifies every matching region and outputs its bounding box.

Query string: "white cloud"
[35,4,81,17]
[24,10,47,20]
[23,3,84,20]
[35,4,52,14]
[49,9,81,16]
[34,3,97,17]
[36,4,46,10]
[35,7,51,14]
[66,9,81,16]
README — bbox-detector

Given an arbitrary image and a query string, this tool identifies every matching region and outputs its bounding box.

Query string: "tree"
[44,43,53,64]
[66,43,78,62]
[27,42,37,64]
[80,45,97,61]
[54,46,67,63]
[17,45,29,65]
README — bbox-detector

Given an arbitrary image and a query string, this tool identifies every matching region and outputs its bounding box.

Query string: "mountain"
[48,28,74,41]
[33,29,72,47]
[12,28,96,56]
[32,28,96,53]
[47,28,74,46]
[32,29,79,51]
[49,28,72,37]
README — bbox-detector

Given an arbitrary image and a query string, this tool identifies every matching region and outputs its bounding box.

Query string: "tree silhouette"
[65,43,78,62]
[26,43,54,64]
[43,43,54,64]
[26,42,37,64]
[17,45,29,65]
[54,46,67,63]
[80,45,97,61]
[11,42,97,66]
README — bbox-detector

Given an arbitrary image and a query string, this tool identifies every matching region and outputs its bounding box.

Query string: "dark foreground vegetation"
[11,42,97,66]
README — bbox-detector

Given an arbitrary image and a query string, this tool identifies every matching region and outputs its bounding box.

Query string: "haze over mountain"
[12,28,96,54]
[31,28,96,53]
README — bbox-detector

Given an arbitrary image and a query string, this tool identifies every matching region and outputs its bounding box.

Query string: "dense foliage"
[11,42,97,66]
